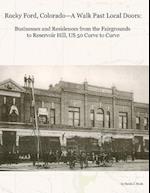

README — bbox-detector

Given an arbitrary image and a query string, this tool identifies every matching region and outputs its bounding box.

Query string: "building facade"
[0,79,149,159]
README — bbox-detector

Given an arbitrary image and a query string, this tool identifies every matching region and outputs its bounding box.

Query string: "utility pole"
[25,75,40,164]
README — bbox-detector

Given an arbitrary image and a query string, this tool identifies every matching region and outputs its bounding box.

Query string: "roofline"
[0,78,25,92]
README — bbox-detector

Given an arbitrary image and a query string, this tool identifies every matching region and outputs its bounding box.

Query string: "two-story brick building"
[0,78,149,159]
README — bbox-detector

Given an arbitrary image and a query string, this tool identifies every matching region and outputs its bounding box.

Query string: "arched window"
[96,108,104,128]
[106,111,111,128]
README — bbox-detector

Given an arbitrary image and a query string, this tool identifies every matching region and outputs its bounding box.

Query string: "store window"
[119,112,128,129]
[96,108,104,128]
[68,107,80,126]
[144,117,148,130]
[50,109,55,125]
[136,117,140,130]
[106,111,111,128]
[90,110,95,127]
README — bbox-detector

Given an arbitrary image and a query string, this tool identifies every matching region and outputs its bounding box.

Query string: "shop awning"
[112,134,133,139]
[143,136,149,140]
[66,132,101,140]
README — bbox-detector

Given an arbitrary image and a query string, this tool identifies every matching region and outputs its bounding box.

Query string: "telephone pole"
[25,75,40,164]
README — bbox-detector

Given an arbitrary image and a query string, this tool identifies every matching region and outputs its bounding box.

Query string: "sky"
[0,65,149,103]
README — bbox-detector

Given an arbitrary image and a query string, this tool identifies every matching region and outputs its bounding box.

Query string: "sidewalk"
[0,159,149,171]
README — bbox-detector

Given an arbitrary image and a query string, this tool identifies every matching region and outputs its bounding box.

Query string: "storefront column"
[20,94,25,122]
[112,86,116,128]
[98,136,103,147]
[84,81,88,127]
[112,96,116,128]
[84,93,88,127]
[0,131,3,145]
[131,98,135,129]
[59,133,67,147]
[16,135,20,147]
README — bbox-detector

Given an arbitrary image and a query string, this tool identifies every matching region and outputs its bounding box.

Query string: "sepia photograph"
[0,65,149,171]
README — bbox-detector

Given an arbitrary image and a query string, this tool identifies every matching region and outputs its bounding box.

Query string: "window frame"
[50,108,56,125]
[119,112,128,129]
[136,116,140,130]
[96,108,104,128]
[68,107,80,127]
[90,109,95,127]
[144,117,148,130]
[106,111,111,128]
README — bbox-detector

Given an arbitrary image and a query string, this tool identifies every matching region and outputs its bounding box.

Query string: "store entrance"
[2,131,16,153]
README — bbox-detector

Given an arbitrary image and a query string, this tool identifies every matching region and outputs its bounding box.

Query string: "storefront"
[66,137,99,153]
[2,131,16,153]
[19,136,61,155]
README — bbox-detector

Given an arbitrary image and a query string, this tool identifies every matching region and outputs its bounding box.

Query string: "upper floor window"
[1,97,19,122]
[106,111,111,128]
[90,110,95,127]
[144,117,148,130]
[1,104,8,122]
[136,117,140,130]
[4,97,7,104]
[50,109,55,125]
[68,107,80,126]
[39,115,48,124]
[96,108,104,128]
[38,107,48,124]
[119,112,128,129]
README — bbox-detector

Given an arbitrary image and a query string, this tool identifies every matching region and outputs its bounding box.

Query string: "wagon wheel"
[102,157,113,167]
[108,158,113,167]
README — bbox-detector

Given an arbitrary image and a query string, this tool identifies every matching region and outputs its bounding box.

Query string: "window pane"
[50,109,55,124]
[68,112,73,119]
[50,118,54,125]
[68,119,73,126]
[106,112,110,128]
[96,113,100,121]
[96,113,104,121]
[119,116,122,128]
[68,107,80,127]
[100,114,104,121]
[97,109,103,114]
[50,109,55,116]
[144,118,148,125]
[144,118,148,130]
[90,110,94,120]
[106,115,109,121]
[74,119,80,126]
[99,121,104,127]
[123,116,127,123]
[91,120,94,127]
[74,112,79,119]
[123,123,127,129]
[136,117,140,124]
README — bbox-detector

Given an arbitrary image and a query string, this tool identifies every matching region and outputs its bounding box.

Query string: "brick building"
[0,79,149,159]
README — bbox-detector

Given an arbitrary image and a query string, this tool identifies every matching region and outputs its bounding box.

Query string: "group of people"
[0,151,19,165]
[0,148,136,168]
[41,149,114,169]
